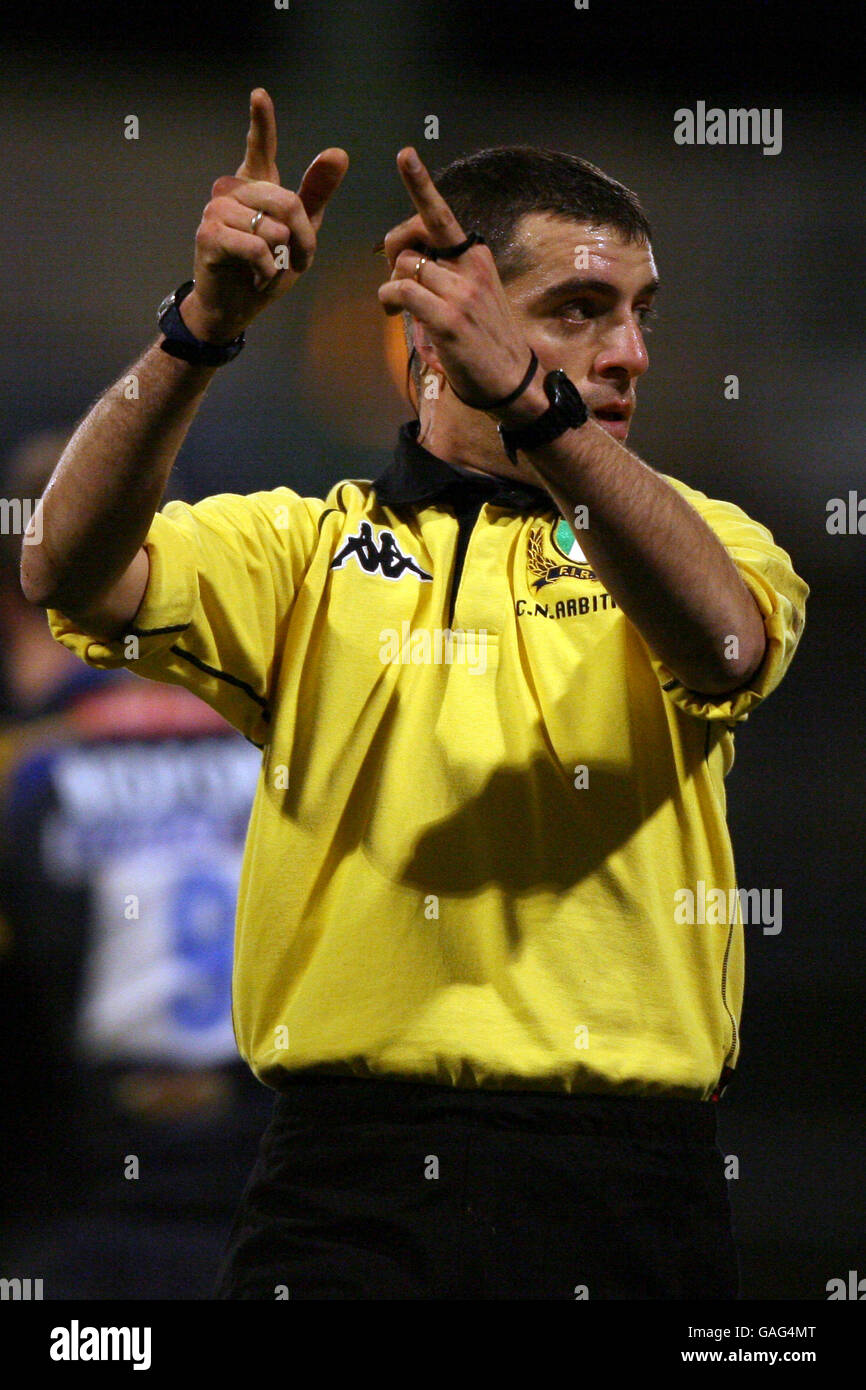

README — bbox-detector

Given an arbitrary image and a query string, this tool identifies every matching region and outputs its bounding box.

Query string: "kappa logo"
[527,519,597,590]
[331,522,433,582]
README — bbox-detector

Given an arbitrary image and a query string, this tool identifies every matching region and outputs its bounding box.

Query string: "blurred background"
[1,0,863,1298]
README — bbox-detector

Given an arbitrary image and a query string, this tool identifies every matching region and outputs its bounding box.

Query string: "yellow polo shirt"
[48,422,808,1099]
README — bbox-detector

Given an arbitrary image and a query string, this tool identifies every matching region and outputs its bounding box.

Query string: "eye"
[558,298,599,323]
[635,304,658,331]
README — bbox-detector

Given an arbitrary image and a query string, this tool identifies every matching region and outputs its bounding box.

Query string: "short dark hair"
[403,144,652,392]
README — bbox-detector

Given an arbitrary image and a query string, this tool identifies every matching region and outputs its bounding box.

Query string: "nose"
[593,315,649,384]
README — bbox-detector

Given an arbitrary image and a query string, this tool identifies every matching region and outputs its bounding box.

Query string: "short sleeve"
[647,475,809,723]
[47,487,327,746]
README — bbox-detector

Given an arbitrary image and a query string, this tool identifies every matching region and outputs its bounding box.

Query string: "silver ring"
[413,255,427,283]
[250,210,265,234]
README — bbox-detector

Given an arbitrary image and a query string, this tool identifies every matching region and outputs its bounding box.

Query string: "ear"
[411,317,445,377]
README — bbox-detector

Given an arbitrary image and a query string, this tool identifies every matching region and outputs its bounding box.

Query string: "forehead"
[506,211,658,294]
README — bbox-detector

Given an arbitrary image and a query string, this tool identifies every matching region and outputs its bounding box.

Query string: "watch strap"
[158,281,245,366]
[499,369,587,464]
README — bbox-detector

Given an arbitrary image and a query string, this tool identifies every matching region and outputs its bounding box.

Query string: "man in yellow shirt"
[23,90,806,1299]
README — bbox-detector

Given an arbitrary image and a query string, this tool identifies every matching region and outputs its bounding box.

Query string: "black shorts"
[214,1072,740,1300]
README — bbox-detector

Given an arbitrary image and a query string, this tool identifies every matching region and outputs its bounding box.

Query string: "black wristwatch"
[499,368,588,466]
[157,280,246,366]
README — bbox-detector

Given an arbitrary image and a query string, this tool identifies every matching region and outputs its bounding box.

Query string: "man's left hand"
[378,148,539,418]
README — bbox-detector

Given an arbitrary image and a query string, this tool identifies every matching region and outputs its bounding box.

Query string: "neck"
[416,404,547,491]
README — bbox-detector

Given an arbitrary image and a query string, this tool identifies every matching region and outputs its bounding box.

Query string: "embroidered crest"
[526,519,596,591]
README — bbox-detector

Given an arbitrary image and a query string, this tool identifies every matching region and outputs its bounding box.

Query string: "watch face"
[548,369,586,423]
[157,291,176,319]
[548,369,574,403]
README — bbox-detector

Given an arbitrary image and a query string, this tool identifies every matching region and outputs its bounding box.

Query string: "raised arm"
[21,88,348,639]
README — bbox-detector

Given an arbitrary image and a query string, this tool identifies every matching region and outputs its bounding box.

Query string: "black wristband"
[427,233,486,261]
[157,281,245,367]
[449,350,539,411]
[499,367,588,466]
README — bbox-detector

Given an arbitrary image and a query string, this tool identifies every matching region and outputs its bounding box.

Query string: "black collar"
[371,421,554,514]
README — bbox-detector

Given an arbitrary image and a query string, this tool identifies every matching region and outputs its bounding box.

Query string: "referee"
[23,89,807,1300]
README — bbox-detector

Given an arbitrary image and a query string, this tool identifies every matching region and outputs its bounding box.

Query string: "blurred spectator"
[0,430,273,1298]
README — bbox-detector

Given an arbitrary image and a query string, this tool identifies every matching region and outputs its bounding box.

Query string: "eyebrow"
[532,275,661,310]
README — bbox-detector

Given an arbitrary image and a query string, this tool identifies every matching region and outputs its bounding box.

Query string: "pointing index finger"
[397,147,465,248]
[237,87,279,183]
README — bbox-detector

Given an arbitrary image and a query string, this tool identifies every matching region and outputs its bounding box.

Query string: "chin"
[595,419,630,443]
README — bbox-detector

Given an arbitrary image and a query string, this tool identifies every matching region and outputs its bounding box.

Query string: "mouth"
[590,401,633,441]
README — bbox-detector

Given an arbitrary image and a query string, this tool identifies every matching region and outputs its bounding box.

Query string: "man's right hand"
[182,88,349,344]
